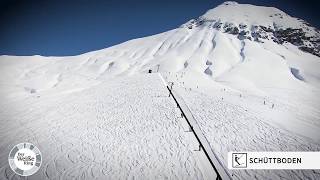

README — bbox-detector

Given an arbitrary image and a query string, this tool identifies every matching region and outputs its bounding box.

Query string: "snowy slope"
[1,1,320,180]
[176,86,320,180]
[0,74,216,180]
[1,1,319,95]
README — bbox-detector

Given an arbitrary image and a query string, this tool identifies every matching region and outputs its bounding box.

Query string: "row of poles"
[166,81,224,180]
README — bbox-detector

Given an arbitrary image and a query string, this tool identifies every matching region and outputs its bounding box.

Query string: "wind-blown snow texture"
[176,87,320,179]
[1,1,320,180]
[0,74,216,179]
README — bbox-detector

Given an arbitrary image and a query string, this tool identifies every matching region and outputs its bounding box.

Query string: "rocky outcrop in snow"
[183,1,320,57]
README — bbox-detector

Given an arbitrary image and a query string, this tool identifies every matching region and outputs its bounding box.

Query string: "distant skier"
[170,82,174,90]
[272,104,274,109]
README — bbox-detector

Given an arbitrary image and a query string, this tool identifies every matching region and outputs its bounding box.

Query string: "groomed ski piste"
[164,72,320,179]
[0,72,319,180]
[0,74,220,179]
[1,1,320,180]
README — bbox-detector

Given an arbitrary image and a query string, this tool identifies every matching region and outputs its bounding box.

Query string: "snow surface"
[1,1,320,180]
[0,74,216,179]
[175,85,320,179]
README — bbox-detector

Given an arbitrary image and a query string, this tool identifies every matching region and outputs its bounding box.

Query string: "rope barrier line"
[166,85,231,180]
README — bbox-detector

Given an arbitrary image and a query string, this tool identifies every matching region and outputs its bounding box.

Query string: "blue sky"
[0,0,319,56]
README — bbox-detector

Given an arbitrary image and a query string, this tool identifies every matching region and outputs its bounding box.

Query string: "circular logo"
[8,143,42,176]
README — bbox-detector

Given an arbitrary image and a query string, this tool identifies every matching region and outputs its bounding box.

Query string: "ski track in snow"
[0,74,213,180]
[177,87,320,180]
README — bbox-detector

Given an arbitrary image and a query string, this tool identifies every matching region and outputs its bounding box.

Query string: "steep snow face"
[2,35,320,99]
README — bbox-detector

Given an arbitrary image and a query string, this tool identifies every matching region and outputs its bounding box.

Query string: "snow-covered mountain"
[1,1,320,97]
[1,1,320,180]
[185,1,320,56]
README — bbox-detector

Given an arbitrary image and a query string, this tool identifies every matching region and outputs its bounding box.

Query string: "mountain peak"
[201,2,294,29]
[182,2,320,57]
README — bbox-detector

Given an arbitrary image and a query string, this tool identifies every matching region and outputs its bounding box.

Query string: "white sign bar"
[228,152,320,169]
